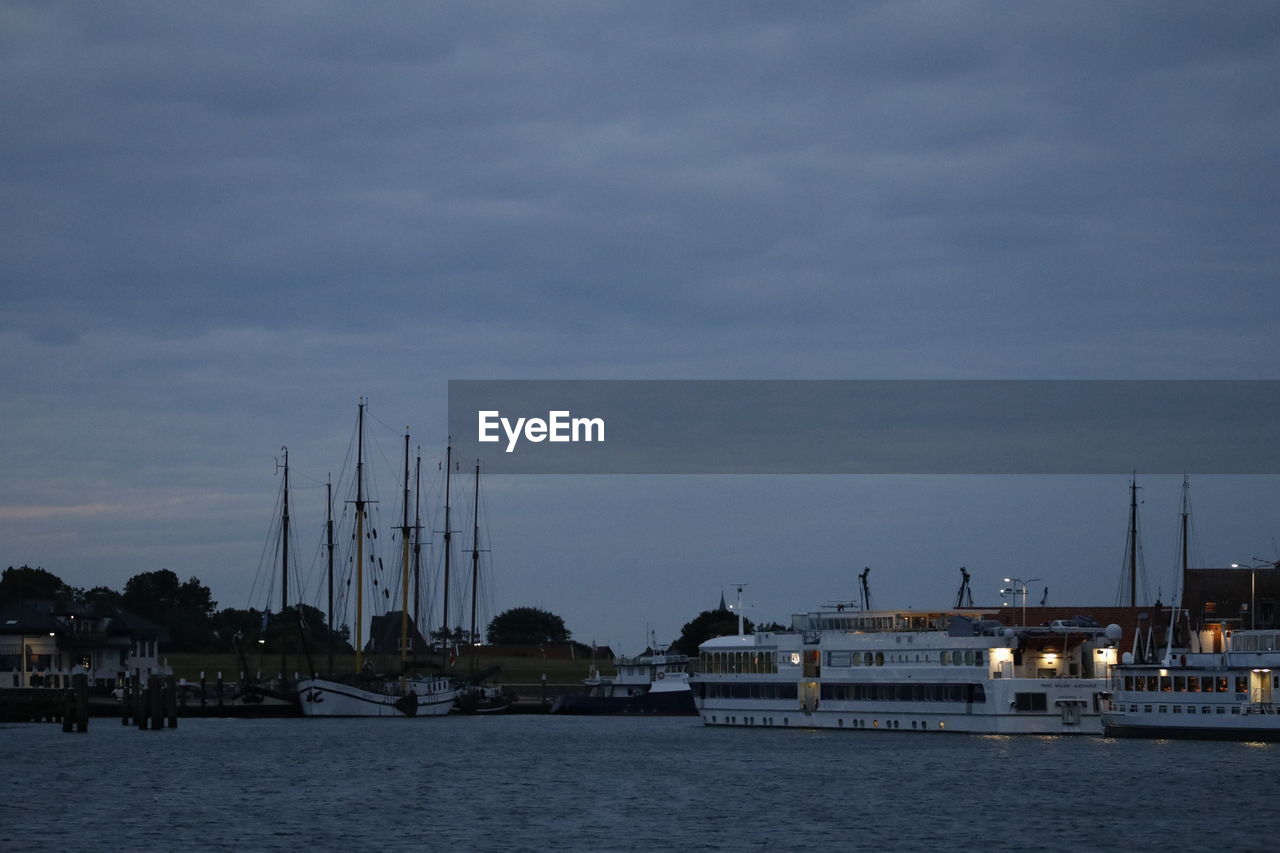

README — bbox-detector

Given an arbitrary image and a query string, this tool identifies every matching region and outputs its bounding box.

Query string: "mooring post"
[200,671,207,708]
[165,674,178,729]
[137,671,148,730]
[149,674,163,730]
[216,671,224,712]
[73,673,89,732]
[61,689,74,732]
[121,674,131,726]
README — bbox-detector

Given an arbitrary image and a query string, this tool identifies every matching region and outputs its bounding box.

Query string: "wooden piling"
[72,674,88,732]
[200,671,207,708]
[216,672,224,711]
[165,674,177,729]
[149,674,163,730]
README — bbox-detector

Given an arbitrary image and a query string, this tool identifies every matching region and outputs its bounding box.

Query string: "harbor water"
[3,715,1276,852]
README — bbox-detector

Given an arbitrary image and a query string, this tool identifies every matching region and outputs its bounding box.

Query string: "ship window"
[975,650,983,666]
[963,650,974,666]
[1186,705,1195,714]
[875,652,884,666]
[952,651,963,666]
[1144,705,1152,713]
[1187,676,1199,692]
[1124,676,1134,691]
[940,652,948,665]
[1146,675,1159,691]
[1215,706,1224,714]
[1014,692,1047,712]
[1158,705,1168,713]
[1217,677,1229,692]
[1173,676,1186,692]
[1172,705,1182,713]
[1236,677,1248,694]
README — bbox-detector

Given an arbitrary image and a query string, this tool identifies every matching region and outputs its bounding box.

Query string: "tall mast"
[442,439,453,655]
[1180,475,1191,580]
[412,451,423,641]
[1128,474,1139,608]
[469,460,481,653]
[280,446,290,680]
[400,432,412,677]
[326,475,334,676]
[354,400,366,674]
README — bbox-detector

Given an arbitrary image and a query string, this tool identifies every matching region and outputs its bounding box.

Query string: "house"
[0,597,168,690]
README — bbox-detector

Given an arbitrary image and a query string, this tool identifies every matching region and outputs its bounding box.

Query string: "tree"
[122,569,217,651]
[673,608,754,657]
[486,606,571,645]
[0,565,71,606]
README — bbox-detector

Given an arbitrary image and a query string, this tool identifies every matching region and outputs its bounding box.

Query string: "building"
[0,597,168,691]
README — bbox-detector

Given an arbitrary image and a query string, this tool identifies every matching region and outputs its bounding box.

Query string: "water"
[2,716,1276,852]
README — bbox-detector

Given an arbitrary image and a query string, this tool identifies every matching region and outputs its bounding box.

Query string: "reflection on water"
[1,717,1278,852]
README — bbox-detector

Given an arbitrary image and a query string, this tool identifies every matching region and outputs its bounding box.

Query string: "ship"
[692,606,1121,734]
[550,647,697,715]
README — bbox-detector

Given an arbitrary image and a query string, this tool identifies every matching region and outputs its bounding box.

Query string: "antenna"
[727,583,748,636]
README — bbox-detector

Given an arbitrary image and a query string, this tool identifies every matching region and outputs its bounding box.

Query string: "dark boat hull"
[549,690,696,716]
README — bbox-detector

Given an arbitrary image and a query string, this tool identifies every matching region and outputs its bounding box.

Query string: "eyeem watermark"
[451,380,1280,474]
[478,410,605,453]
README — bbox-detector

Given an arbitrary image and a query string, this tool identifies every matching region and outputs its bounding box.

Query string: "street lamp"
[1003,577,1041,626]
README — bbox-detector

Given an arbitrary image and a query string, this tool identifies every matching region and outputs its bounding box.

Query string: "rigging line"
[247,480,285,611]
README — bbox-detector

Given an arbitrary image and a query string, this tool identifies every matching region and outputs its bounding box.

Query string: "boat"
[691,583,1121,734]
[550,645,697,715]
[298,403,459,717]
[1102,623,1280,740]
[233,446,302,714]
[1102,478,1280,740]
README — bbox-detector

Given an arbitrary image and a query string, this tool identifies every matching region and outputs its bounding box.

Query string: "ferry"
[550,648,696,715]
[692,608,1121,734]
[1102,626,1280,740]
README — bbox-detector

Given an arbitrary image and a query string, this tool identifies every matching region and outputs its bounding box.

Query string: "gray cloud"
[2,2,1279,645]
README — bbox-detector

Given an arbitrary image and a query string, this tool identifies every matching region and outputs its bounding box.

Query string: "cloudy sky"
[3,2,1279,654]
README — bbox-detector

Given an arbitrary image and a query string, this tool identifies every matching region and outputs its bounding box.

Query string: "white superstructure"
[693,609,1120,735]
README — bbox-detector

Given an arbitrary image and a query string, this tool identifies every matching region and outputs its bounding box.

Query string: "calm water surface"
[2,715,1276,852]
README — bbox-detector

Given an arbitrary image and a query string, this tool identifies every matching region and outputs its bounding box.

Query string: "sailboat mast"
[412,451,423,641]
[355,400,366,674]
[442,440,453,654]
[469,460,480,651]
[326,475,334,676]
[1180,476,1191,581]
[400,432,412,676]
[280,446,290,680]
[1128,475,1138,608]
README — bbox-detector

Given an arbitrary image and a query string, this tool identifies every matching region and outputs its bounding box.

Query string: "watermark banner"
[447,380,1280,474]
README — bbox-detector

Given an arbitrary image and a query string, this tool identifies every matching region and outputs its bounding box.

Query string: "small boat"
[550,646,698,715]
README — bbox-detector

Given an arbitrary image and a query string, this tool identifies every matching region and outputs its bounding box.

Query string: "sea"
[2,715,1276,852]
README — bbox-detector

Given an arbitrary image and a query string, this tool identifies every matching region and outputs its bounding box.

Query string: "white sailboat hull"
[297,677,458,717]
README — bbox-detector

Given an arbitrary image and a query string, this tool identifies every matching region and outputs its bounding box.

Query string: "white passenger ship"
[693,608,1120,735]
[1102,626,1280,740]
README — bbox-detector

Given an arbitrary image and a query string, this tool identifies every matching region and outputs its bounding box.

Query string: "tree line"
[0,565,348,654]
[4,565,783,656]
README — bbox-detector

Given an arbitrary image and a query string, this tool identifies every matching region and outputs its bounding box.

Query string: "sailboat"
[231,446,303,714]
[297,402,459,717]
[454,459,518,714]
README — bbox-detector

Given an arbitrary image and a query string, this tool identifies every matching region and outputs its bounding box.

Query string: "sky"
[2,2,1279,656]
